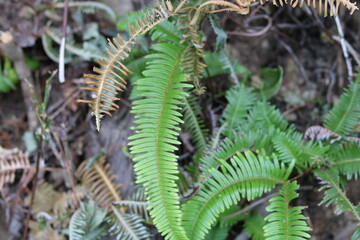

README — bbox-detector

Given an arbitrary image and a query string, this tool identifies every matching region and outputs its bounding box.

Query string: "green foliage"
[183,94,208,160]
[244,215,266,240]
[264,181,311,240]
[129,42,191,240]
[331,141,360,179]
[69,201,108,240]
[315,168,360,219]
[109,206,151,240]
[182,151,293,240]
[77,1,360,239]
[0,57,19,93]
[324,76,360,136]
[221,85,257,139]
[258,67,284,100]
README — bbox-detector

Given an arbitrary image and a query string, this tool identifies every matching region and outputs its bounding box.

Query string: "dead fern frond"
[304,125,342,143]
[76,155,122,208]
[259,0,358,16]
[78,4,171,131]
[0,146,32,190]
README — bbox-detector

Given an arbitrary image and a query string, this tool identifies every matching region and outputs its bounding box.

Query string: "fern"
[221,85,257,139]
[203,224,229,240]
[324,76,360,136]
[182,151,293,240]
[264,181,311,240]
[244,215,266,240]
[352,227,360,240]
[109,205,150,240]
[129,43,192,240]
[78,4,170,130]
[76,155,122,208]
[315,168,360,220]
[331,141,360,179]
[183,94,208,160]
[245,101,291,133]
[272,130,328,169]
[69,201,108,240]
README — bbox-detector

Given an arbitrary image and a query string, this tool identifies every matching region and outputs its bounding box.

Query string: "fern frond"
[182,151,293,240]
[76,155,122,208]
[221,85,257,139]
[258,0,358,16]
[78,4,170,131]
[272,130,328,168]
[0,146,32,190]
[331,142,360,179]
[109,205,150,240]
[115,188,150,222]
[245,101,291,132]
[183,94,208,160]
[244,215,266,240]
[199,131,260,179]
[324,77,360,136]
[352,227,360,240]
[203,224,229,240]
[69,201,108,240]
[53,185,88,216]
[129,43,192,240]
[264,181,311,240]
[315,168,360,220]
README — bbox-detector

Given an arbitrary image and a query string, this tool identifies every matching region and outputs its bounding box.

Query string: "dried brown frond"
[26,181,62,214]
[0,146,32,190]
[181,25,207,95]
[304,125,342,143]
[76,155,122,208]
[53,185,87,216]
[78,3,171,131]
[259,0,358,16]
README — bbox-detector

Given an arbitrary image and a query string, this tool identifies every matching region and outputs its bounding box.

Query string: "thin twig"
[330,0,353,82]
[332,35,360,67]
[223,193,278,219]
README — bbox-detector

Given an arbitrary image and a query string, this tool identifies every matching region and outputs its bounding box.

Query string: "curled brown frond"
[0,146,32,190]
[76,155,122,208]
[78,4,170,131]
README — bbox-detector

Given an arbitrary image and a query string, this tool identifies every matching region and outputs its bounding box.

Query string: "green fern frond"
[244,215,266,240]
[315,168,360,220]
[221,85,257,139]
[129,43,192,240]
[199,131,260,179]
[324,76,360,136]
[331,142,360,179]
[203,224,229,240]
[352,227,360,240]
[264,181,311,240]
[69,201,108,240]
[109,205,150,240]
[182,151,293,240]
[115,188,150,222]
[272,130,328,169]
[246,101,291,132]
[183,94,208,160]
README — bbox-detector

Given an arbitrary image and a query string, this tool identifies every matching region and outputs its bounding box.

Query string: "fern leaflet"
[332,141,360,179]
